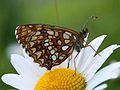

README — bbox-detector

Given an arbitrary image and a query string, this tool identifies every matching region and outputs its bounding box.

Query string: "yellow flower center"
[34,68,86,90]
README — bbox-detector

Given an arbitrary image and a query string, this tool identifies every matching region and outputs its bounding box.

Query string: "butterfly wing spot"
[52,55,57,61]
[42,49,45,54]
[40,59,45,64]
[55,31,59,36]
[54,48,58,51]
[29,42,34,47]
[65,32,72,36]
[68,47,74,53]
[55,52,58,56]
[59,56,64,59]
[29,25,33,28]
[48,35,53,39]
[16,35,18,39]
[35,31,41,35]
[35,51,42,59]
[50,49,56,54]
[59,54,65,60]
[31,48,36,53]
[45,39,49,42]
[49,42,53,45]
[44,43,49,46]
[48,46,52,50]
[36,27,42,30]
[62,46,69,51]
[63,33,70,39]
[47,30,54,35]
[21,31,27,36]
[16,26,20,30]
[22,26,25,29]
[38,36,43,39]
[57,40,62,45]
[18,40,20,43]
[73,35,77,40]
[65,40,70,44]
[31,36,37,41]
[28,30,32,33]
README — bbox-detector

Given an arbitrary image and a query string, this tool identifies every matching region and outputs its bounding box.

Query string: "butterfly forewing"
[15,24,80,70]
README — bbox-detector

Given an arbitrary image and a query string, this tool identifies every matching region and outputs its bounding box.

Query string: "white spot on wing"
[59,56,64,59]
[47,31,54,35]
[31,36,37,41]
[39,59,44,64]
[52,55,57,60]
[65,40,70,44]
[62,46,69,51]
[16,35,18,39]
[16,26,20,30]
[63,33,70,39]
[59,54,65,59]
[65,32,71,36]
[18,40,20,43]
[49,42,53,45]
[58,40,62,45]
[73,35,76,40]
[48,46,52,50]
[29,25,33,27]
[55,32,58,36]
[35,51,42,58]
[29,42,34,47]
[50,49,55,54]
[44,43,49,46]
[45,39,49,42]
[31,48,36,53]
[36,31,41,35]
[48,36,52,39]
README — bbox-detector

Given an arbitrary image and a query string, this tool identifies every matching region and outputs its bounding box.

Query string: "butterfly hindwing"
[15,24,79,70]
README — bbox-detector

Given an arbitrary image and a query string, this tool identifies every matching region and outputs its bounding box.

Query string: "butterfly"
[15,24,88,70]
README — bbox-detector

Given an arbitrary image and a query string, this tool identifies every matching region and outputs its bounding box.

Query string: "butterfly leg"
[67,55,72,68]
[85,44,101,56]
[71,51,80,76]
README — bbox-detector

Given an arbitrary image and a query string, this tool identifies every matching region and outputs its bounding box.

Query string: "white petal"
[11,54,45,79]
[86,62,120,90]
[1,74,22,89]
[84,45,120,81]
[94,62,120,79]
[93,84,108,90]
[86,73,117,90]
[77,35,107,73]
[1,74,40,90]
[75,48,84,69]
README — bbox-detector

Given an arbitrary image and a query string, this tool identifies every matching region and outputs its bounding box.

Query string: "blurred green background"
[0,0,120,90]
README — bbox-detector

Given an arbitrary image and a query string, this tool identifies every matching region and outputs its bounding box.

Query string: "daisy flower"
[1,35,120,90]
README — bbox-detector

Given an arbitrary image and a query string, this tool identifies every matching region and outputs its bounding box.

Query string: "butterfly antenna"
[54,0,60,25]
[81,16,98,31]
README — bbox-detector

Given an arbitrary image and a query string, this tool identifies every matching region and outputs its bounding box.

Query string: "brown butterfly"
[15,24,88,70]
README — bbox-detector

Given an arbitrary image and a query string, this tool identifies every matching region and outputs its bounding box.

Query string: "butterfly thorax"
[74,28,88,52]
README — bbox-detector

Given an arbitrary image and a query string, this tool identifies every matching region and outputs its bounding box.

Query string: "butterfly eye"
[81,28,88,38]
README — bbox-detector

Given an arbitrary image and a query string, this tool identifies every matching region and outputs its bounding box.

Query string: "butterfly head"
[80,28,88,39]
